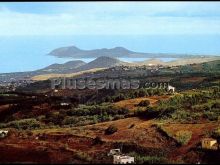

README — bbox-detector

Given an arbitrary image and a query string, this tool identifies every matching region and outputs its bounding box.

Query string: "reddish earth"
[114,96,170,111]
[0,129,113,164]
[1,117,219,163]
[180,77,206,84]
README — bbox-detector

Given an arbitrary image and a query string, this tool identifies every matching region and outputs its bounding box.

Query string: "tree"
[138,100,150,107]
[105,125,118,135]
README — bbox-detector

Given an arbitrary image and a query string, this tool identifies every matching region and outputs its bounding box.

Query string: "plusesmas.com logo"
[51,77,170,90]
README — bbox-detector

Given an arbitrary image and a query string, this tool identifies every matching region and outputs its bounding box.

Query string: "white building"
[168,85,175,93]
[108,149,121,156]
[113,155,135,164]
[60,102,70,106]
[0,130,8,138]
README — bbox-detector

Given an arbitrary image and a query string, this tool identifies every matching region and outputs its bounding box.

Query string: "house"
[201,138,218,150]
[60,102,70,106]
[167,85,175,93]
[108,149,121,156]
[0,130,9,138]
[113,155,135,164]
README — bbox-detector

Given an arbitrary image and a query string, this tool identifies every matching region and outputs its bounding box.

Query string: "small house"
[168,85,175,93]
[0,130,9,138]
[60,102,70,106]
[201,138,218,150]
[113,155,135,164]
[108,149,121,156]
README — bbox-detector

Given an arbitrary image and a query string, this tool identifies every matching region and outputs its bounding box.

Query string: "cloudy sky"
[0,2,220,36]
[0,2,220,73]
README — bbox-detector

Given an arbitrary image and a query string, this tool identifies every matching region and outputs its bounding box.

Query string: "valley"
[0,58,220,164]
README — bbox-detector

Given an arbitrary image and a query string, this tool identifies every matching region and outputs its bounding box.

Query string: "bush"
[204,111,218,121]
[105,125,118,135]
[158,106,177,119]
[0,118,41,130]
[175,130,192,146]
[212,127,220,139]
[67,103,129,116]
[62,116,79,125]
[138,100,150,107]
[74,151,92,162]
[128,152,167,164]
[136,156,167,164]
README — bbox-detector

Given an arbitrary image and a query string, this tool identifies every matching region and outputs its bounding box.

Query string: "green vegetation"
[128,152,167,164]
[212,127,220,139]
[0,118,41,130]
[156,124,192,146]
[0,102,129,130]
[155,124,173,139]
[39,103,129,127]
[66,103,128,116]
[140,87,220,122]
[175,130,192,146]
[100,88,167,103]
[74,151,92,163]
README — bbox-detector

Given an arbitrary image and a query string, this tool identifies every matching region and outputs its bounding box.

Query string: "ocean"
[0,35,220,73]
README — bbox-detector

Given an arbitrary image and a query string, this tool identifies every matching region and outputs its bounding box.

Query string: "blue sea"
[0,35,220,73]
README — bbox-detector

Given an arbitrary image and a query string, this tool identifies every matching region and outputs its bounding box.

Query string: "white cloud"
[0,2,220,36]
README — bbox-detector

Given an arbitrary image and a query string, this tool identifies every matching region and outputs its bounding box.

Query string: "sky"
[0,2,220,73]
[0,2,220,35]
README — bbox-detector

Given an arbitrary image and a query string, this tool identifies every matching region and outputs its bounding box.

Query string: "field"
[114,96,170,111]
[1,115,219,164]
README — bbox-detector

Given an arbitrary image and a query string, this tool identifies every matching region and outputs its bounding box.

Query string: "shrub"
[105,125,118,135]
[212,127,220,139]
[204,111,218,121]
[74,151,92,162]
[136,156,167,164]
[0,118,41,130]
[128,152,167,164]
[175,130,192,145]
[138,100,150,107]
[62,116,79,125]
[158,106,177,119]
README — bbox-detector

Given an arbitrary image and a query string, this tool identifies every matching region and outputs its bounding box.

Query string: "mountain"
[48,45,218,59]
[39,60,86,73]
[0,53,220,82]
[0,56,126,82]
[49,46,137,58]
[76,56,127,71]
[31,56,127,80]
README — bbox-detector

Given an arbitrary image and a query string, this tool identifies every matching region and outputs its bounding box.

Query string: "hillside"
[38,60,86,74]
[166,57,220,66]
[0,56,219,83]
[76,56,127,71]
[0,56,125,82]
